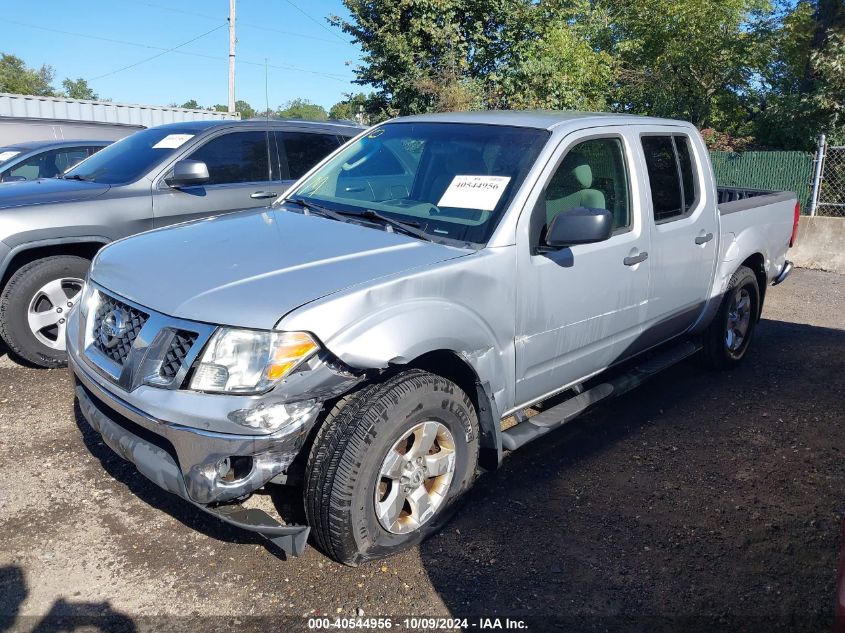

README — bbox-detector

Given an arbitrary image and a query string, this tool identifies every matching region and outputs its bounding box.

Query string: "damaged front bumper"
[69,341,361,556]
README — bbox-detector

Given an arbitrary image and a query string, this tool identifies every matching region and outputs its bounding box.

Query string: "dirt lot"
[0,268,842,632]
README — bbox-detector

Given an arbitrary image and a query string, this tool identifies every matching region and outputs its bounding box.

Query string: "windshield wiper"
[285,198,434,243]
[62,174,93,182]
[283,197,348,221]
[352,209,433,243]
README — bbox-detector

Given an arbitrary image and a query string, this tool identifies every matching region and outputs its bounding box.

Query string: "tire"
[701,265,760,370]
[304,369,480,566]
[0,255,90,368]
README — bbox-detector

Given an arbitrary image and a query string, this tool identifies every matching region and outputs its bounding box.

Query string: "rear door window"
[641,135,699,222]
[279,132,341,180]
[187,131,269,185]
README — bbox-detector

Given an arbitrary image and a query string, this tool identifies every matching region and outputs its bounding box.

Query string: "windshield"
[286,122,549,245]
[63,127,200,185]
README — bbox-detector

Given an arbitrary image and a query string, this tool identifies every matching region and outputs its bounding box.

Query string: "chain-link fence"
[810,136,845,217]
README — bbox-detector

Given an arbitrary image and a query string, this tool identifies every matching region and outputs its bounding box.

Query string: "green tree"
[61,77,98,100]
[330,93,390,123]
[0,53,55,96]
[754,0,845,149]
[497,2,615,111]
[235,99,257,119]
[277,98,328,120]
[180,99,201,109]
[604,0,772,130]
[332,0,537,114]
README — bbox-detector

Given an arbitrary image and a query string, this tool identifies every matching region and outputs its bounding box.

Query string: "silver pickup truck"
[68,111,797,565]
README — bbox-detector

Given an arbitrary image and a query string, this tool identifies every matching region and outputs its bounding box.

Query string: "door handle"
[623,251,649,266]
[695,232,714,245]
[250,191,278,199]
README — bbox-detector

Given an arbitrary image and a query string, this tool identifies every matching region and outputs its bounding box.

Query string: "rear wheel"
[701,265,760,369]
[304,370,479,565]
[0,256,89,367]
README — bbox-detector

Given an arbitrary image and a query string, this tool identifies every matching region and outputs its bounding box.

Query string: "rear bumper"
[773,260,793,286]
[71,355,311,556]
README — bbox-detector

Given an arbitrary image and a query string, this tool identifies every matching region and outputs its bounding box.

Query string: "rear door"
[151,129,273,228]
[637,131,718,347]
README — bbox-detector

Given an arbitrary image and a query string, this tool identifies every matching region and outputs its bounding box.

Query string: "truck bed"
[716,187,796,286]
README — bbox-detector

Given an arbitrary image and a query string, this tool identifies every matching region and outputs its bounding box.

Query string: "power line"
[133,0,345,45]
[282,0,347,42]
[88,24,228,81]
[0,18,196,53]
[0,18,354,83]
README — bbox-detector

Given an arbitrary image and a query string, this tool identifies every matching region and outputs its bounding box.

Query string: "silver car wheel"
[375,420,456,535]
[27,277,84,350]
[725,287,752,352]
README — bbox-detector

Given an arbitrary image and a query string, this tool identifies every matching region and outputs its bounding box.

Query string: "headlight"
[78,280,97,321]
[189,328,318,394]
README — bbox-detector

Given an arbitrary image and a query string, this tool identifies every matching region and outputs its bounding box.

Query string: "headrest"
[570,163,593,188]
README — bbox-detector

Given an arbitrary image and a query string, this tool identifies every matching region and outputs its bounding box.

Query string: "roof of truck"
[393,110,693,130]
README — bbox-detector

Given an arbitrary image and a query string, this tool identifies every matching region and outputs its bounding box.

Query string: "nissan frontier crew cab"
[68,111,798,565]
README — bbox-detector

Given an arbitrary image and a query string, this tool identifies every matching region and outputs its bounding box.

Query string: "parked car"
[0,140,111,182]
[0,119,363,367]
[68,111,798,564]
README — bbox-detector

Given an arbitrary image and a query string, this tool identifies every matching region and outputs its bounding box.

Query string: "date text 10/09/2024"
[307,617,529,630]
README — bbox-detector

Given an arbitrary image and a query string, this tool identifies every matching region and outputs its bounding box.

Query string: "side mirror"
[165,160,210,187]
[543,207,614,250]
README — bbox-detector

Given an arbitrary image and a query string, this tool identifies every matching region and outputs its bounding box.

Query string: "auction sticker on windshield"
[438,175,511,211]
[152,134,195,149]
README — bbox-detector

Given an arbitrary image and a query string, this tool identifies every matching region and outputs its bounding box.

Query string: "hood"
[0,178,111,209]
[91,209,470,329]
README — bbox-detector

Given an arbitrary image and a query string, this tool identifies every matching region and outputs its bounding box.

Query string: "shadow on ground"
[0,565,135,633]
[418,318,843,632]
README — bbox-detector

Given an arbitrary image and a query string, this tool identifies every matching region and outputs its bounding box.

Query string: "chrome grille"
[159,331,198,381]
[81,284,215,391]
[92,293,149,365]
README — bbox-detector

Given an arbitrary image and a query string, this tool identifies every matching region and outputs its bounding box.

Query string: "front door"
[515,129,651,407]
[151,130,274,228]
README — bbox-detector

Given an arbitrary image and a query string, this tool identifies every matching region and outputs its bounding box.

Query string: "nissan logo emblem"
[99,309,129,348]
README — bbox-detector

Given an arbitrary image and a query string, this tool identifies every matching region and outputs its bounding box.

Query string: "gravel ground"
[0,268,842,632]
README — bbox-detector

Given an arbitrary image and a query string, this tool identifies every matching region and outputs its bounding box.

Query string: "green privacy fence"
[710,151,813,213]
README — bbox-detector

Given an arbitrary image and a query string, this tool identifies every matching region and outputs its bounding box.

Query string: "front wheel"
[701,265,760,369]
[304,370,479,565]
[0,256,89,367]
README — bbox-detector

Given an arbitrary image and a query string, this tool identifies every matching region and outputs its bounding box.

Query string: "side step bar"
[501,341,701,452]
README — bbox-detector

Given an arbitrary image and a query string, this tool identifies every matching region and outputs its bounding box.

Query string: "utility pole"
[228,0,236,113]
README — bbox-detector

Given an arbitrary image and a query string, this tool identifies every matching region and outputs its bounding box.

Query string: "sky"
[0,0,365,111]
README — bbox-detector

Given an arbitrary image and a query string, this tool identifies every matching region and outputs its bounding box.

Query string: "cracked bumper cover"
[70,346,360,556]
